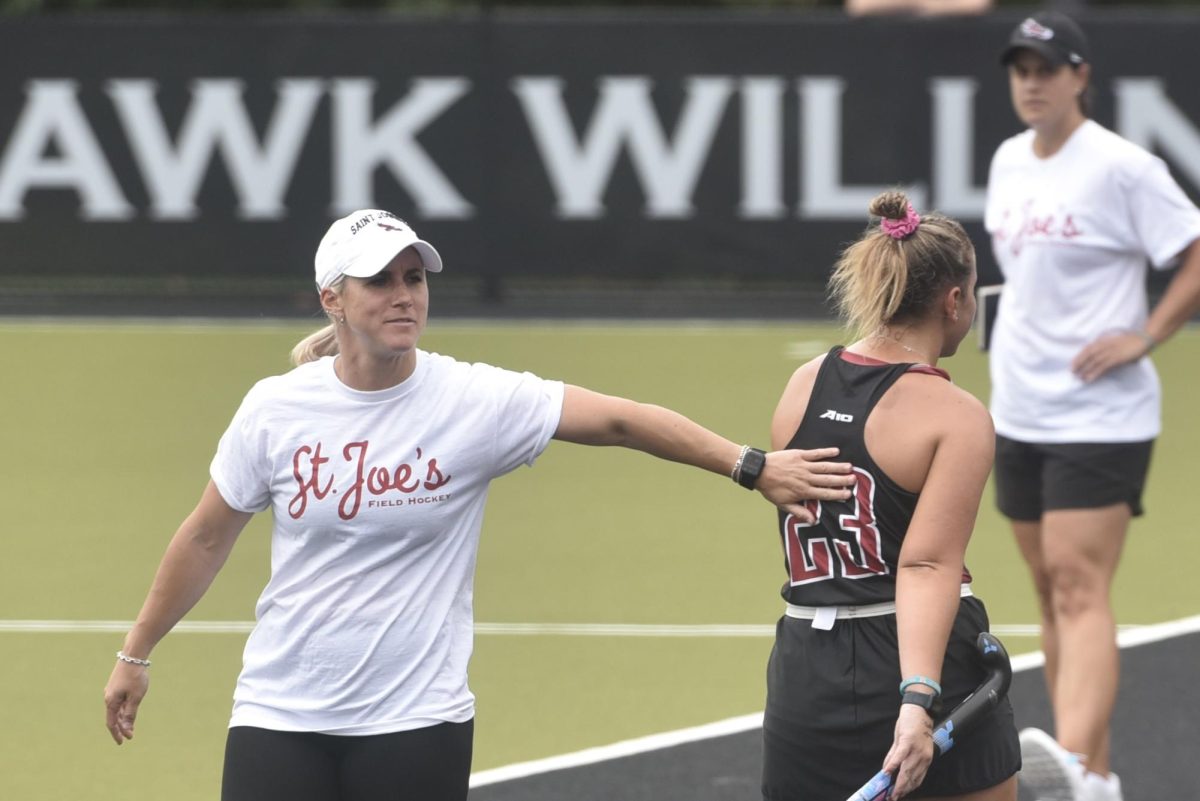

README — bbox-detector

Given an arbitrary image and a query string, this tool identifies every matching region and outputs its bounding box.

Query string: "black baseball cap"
[1000,11,1090,67]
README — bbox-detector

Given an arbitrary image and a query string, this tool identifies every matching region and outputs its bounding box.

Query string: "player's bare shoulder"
[788,352,826,387]
[891,370,993,437]
[912,373,993,456]
[774,352,827,403]
[940,380,992,434]
[771,353,828,447]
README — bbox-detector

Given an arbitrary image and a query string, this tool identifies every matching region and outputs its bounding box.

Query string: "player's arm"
[884,388,995,799]
[1074,237,1200,382]
[104,481,253,745]
[553,384,852,520]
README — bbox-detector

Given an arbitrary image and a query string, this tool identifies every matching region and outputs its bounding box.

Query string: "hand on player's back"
[757,447,855,522]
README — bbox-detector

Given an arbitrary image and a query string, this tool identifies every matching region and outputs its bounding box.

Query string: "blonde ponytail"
[827,190,973,337]
[291,323,340,366]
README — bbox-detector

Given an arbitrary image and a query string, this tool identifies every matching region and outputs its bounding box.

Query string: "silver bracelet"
[730,444,750,484]
[1132,328,1157,354]
[116,650,151,667]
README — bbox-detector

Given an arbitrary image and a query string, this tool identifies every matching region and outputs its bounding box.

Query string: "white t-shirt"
[210,351,564,734]
[985,120,1200,442]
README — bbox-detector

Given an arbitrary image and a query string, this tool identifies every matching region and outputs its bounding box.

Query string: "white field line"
[0,620,1167,637]
[3,615,1195,786]
[469,713,767,788]
[0,620,254,634]
[470,613,1200,787]
[0,620,1039,636]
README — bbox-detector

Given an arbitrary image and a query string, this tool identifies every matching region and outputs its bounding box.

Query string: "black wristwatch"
[736,447,767,489]
[901,690,941,718]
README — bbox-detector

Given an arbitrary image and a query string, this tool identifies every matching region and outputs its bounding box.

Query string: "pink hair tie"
[880,203,921,239]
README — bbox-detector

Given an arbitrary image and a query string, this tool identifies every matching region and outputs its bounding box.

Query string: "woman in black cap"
[985,12,1200,801]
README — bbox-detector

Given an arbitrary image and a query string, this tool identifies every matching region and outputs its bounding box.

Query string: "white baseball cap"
[313,209,443,290]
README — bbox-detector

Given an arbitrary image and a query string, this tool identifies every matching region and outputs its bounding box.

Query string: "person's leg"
[993,437,1056,698]
[222,726,341,801]
[1009,519,1058,701]
[339,720,473,801]
[1038,503,1129,777]
[931,774,1018,801]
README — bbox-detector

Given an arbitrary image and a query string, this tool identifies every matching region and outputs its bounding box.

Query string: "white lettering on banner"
[930,77,987,217]
[2,75,1200,224]
[1115,78,1200,192]
[107,79,323,220]
[799,77,928,219]
[330,77,473,218]
[0,80,133,220]
[739,77,787,218]
[513,76,733,218]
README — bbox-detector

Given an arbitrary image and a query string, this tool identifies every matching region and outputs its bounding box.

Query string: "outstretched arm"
[103,481,253,745]
[553,385,853,520]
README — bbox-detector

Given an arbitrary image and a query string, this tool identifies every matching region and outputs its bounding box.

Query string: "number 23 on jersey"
[783,467,889,585]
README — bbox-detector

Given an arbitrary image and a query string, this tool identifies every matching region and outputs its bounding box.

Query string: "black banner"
[2,10,1199,301]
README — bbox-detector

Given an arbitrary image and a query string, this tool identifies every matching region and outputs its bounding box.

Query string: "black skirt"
[761,595,1020,800]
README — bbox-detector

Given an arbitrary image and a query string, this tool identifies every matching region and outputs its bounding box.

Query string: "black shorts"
[993,435,1154,521]
[222,719,473,801]
[761,596,1019,800]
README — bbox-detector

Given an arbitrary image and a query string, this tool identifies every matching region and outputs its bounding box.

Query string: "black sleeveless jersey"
[777,346,958,607]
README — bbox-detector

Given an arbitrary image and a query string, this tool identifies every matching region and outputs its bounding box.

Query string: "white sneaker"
[1017,728,1087,801]
[1082,770,1123,801]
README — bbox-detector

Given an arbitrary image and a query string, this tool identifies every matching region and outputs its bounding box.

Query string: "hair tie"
[881,203,921,240]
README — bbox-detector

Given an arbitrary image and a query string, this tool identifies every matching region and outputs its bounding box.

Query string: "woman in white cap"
[986,12,1200,801]
[102,209,857,801]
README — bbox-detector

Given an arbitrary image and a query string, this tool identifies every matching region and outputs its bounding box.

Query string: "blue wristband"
[899,675,942,697]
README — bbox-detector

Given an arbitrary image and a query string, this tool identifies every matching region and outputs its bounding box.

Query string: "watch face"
[738,448,767,488]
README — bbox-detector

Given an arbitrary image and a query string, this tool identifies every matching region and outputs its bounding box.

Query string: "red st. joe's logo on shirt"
[994,199,1084,256]
[288,441,452,520]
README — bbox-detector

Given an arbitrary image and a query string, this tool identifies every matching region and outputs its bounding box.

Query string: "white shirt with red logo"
[210,351,564,734]
[985,119,1200,442]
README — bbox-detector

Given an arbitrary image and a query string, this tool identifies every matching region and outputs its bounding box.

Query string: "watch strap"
[900,689,941,717]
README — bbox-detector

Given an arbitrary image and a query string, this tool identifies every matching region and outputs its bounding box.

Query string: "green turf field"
[2,319,1197,800]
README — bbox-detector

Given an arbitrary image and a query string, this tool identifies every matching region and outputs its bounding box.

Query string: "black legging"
[221,720,473,801]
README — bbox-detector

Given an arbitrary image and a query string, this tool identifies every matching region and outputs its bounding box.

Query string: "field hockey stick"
[845,631,1013,801]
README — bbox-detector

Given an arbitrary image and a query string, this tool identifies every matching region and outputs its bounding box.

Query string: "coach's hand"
[105,661,150,745]
[882,704,934,799]
[1071,329,1154,383]
[758,447,855,522]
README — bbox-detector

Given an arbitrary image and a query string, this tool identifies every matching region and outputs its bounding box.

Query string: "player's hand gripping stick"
[845,631,1013,801]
